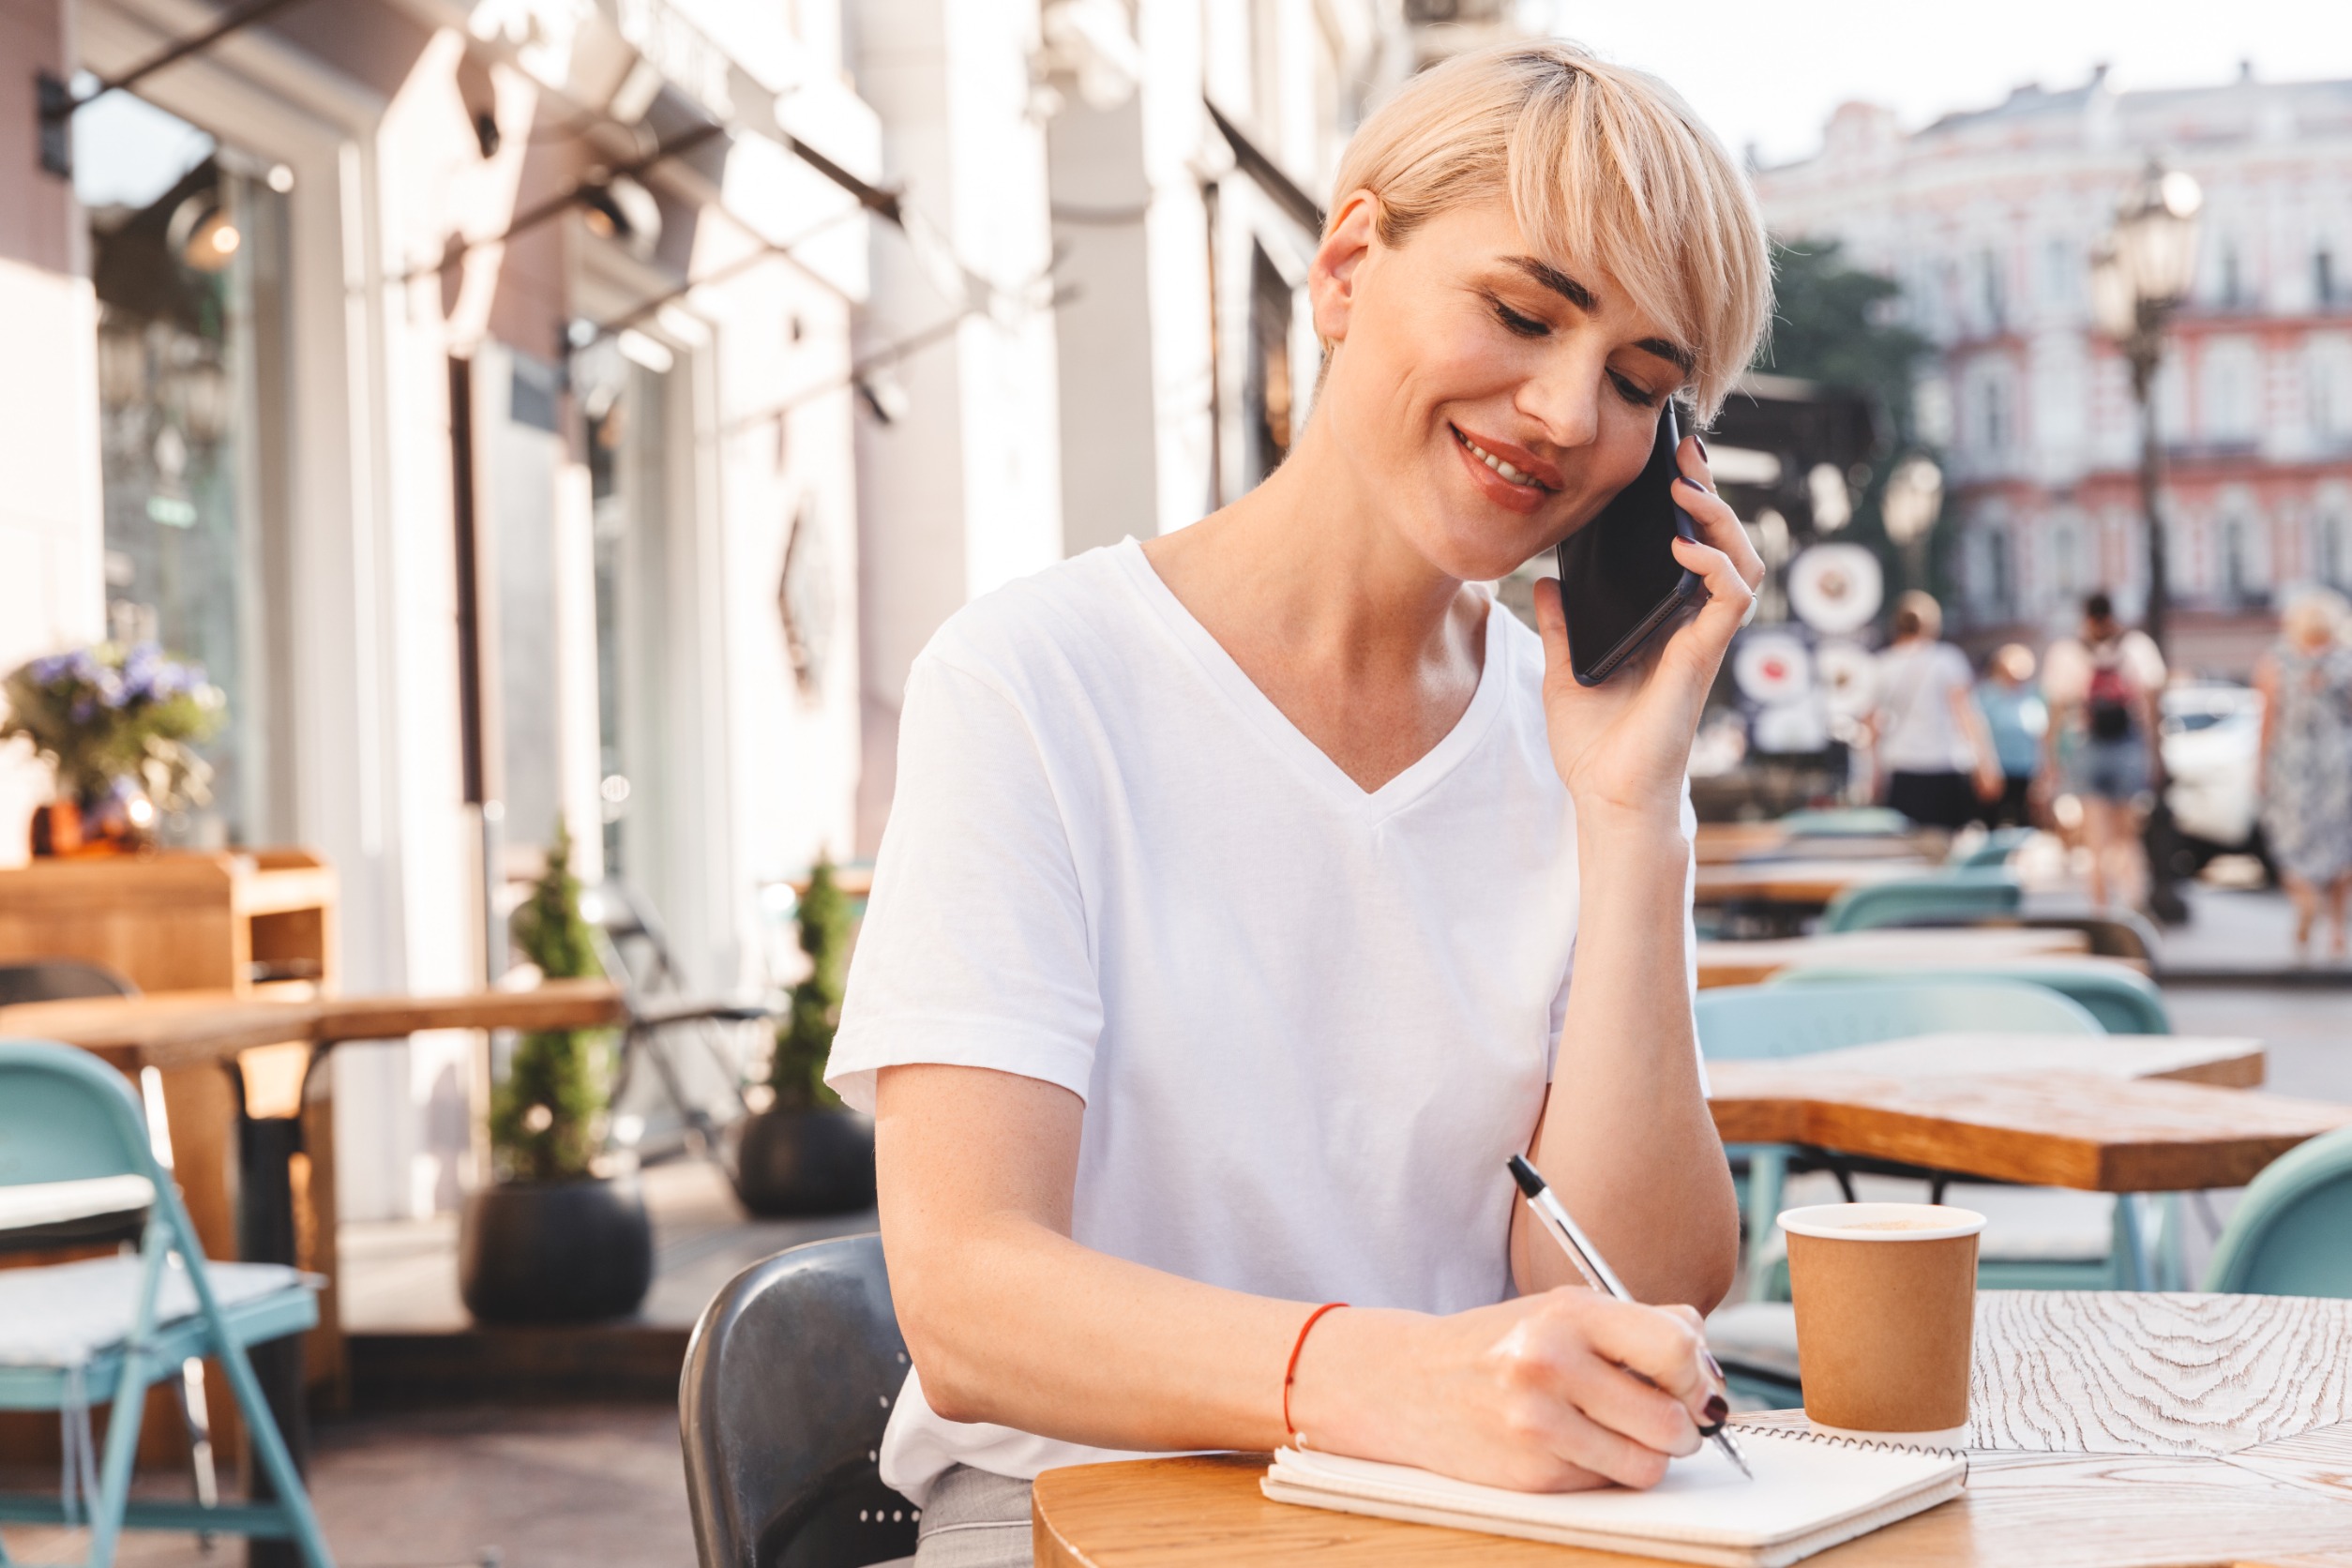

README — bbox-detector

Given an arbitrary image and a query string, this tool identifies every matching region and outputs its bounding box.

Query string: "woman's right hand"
[1287,1289,1725,1492]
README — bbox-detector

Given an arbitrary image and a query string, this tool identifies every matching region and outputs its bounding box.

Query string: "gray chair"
[0,959,138,1007]
[681,1235,921,1568]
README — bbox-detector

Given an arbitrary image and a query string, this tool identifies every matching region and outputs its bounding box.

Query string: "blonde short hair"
[1892,591,1943,641]
[1330,39,1772,422]
[2281,584,2351,646]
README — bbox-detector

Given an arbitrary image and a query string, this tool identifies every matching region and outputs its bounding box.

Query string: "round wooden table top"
[1032,1292,2352,1567]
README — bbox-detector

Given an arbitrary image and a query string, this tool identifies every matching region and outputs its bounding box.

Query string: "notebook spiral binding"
[1740,1425,1971,1484]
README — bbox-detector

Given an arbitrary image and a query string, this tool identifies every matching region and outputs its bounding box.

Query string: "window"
[2199,338,2260,445]
[1979,249,2005,329]
[2318,511,2350,586]
[1976,368,2011,454]
[2219,241,2244,309]
[2318,247,2338,309]
[83,93,293,850]
[2043,237,2076,309]
[2311,335,2352,442]
[1244,243,1297,488]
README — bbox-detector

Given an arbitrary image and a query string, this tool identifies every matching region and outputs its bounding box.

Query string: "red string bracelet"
[1281,1302,1348,1442]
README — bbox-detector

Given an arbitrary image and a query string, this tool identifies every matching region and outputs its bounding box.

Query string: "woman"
[1974,642,2047,829]
[2255,587,2352,960]
[1866,592,2001,830]
[2042,593,2167,912]
[827,42,1771,1565]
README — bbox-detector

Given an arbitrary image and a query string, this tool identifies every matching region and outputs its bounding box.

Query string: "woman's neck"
[1140,417,1488,791]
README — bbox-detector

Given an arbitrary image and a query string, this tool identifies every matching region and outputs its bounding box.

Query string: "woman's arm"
[1950,680,2003,801]
[1513,439,1755,1313]
[878,1062,1723,1490]
[2254,653,2280,795]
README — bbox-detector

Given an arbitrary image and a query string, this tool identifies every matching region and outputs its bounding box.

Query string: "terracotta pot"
[459,1173,654,1324]
[730,1108,877,1217]
[29,800,83,857]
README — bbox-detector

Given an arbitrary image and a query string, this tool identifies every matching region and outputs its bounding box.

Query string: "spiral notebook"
[1261,1427,1967,1568]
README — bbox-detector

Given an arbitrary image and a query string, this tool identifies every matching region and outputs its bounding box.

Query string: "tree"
[1756,239,1944,591]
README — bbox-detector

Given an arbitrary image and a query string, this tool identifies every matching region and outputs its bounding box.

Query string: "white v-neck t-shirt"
[827,539,1695,1503]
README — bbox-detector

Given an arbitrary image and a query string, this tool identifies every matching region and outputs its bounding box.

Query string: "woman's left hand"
[1535,437,1762,822]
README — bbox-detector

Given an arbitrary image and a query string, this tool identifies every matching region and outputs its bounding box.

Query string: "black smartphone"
[1552,402,1708,687]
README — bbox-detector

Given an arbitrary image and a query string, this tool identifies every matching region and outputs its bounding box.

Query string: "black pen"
[1507,1153,1753,1480]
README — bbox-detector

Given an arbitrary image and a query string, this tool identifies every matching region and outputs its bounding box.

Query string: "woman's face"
[1307,195,1696,584]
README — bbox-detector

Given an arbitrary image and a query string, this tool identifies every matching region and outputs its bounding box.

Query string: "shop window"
[82,93,292,849]
[1244,242,1296,489]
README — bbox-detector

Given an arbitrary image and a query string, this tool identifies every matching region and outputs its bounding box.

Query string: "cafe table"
[1695,927,2091,989]
[0,978,627,1540]
[1032,1291,2352,1566]
[1693,859,1927,913]
[1703,1033,2346,1289]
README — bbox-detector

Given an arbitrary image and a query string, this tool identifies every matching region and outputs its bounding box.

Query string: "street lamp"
[2090,162,2203,653]
[2090,160,2202,925]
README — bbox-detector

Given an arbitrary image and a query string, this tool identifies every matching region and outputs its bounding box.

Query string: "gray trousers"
[894,1464,1033,1568]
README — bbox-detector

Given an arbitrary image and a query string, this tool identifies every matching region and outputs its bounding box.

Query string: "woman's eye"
[1490,298,1549,338]
[1609,370,1660,407]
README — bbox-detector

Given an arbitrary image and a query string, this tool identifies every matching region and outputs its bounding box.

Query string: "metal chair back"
[681,1234,919,1568]
[1769,960,2170,1035]
[1696,978,2102,1062]
[0,960,137,1006]
[1820,870,2023,933]
[2203,1126,2352,1297]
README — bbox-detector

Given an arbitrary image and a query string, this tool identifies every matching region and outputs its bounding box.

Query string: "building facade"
[1754,68,2352,674]
[0,0,1494,1222]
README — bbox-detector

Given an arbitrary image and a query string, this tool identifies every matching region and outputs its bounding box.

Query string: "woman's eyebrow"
[1501,256,1696,374]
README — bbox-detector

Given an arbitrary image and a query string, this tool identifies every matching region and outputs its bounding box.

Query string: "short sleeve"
[1937,642,1973,695]
[2124,631,2168,693]
[2041,640,2088,705]
[825,656,1103,1113]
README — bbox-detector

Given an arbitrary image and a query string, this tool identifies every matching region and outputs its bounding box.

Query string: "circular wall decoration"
[1786,543,1884,636]
[1732,630,1811,705]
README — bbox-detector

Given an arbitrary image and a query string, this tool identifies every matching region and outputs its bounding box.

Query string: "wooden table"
[1694,859,1926,910]
[1033,1292,2352,1566]
[0,981,626,1500]
[1696,928,2090,988]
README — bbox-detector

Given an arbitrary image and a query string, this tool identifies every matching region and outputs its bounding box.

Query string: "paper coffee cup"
[1779,1203,1985,1436]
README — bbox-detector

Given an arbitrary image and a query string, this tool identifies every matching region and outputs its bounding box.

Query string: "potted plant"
[1,642,222,855]
[731,856,877,1215]
[459,822,653,1323]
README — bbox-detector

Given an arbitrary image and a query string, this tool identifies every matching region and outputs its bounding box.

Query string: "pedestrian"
[2042,592,2167,912]
[2254,586,2352,961]
[1867,591,2001,829]
[1974,642,2046,828]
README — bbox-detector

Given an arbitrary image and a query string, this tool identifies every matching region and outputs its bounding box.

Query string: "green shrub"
[768,857,851,1111]
[491,822,611,1183]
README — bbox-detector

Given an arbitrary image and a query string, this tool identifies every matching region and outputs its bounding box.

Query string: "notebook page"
[1268,1428,1963,1549]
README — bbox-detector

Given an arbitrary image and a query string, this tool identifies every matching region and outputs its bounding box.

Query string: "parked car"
[2160,682,2271,880]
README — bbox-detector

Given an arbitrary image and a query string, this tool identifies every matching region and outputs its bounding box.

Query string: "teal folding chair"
[0,1041,333,1568]
[1819,869,2022,933]
[1776,807,1913,838]
[1951,826,2035,868]
[1768,959,2172,1036]
[2202,1126,2352,1296]
[1696,980,2102,1296]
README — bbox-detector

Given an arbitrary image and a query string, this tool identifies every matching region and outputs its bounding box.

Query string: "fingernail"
[1693,432,1710,460]
[1702,1349,1726,1382]
[1676,475,1710,495]
[1703,1394,1729,1425]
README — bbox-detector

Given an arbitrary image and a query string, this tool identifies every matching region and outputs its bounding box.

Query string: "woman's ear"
[1309,191,1380,345]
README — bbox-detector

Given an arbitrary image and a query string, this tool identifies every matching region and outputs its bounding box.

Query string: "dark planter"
[730,1108,877,1217]
[459,1173,654,1324]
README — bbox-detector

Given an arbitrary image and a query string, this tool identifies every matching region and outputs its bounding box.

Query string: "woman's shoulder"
[919,541,1154,694]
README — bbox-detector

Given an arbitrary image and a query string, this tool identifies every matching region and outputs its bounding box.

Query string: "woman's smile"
[1450,422,1561,516]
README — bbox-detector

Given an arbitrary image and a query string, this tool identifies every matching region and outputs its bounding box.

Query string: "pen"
[1507,1153,1753,1480]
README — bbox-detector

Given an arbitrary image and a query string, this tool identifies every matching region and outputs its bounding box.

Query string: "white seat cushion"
[0,1254,314,1368]
[0,1175,154,1230]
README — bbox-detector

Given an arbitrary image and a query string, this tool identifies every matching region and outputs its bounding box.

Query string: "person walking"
[2254,587,2352,961]
[1974,642,2046,828]
[1868,592,2000,829]
[2043,593,2167,912]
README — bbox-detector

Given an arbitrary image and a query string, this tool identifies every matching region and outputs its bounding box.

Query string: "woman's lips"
[1450,424,1558,516]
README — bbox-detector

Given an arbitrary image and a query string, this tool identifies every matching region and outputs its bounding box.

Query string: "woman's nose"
[1515,356,1604,451]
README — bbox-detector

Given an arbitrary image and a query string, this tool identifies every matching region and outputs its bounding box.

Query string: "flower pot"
[28,800,82,857]
[730,1107,877,1217]
[458,1173,654,1324]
